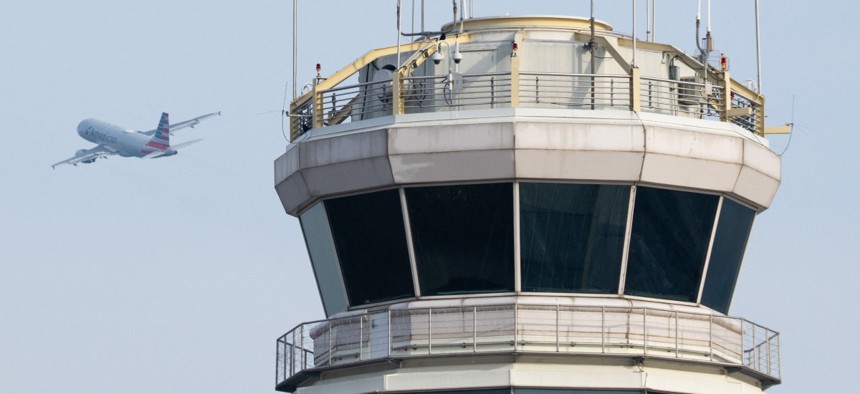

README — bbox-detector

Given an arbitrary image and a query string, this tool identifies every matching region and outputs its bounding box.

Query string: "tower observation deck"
[274,4,782,394]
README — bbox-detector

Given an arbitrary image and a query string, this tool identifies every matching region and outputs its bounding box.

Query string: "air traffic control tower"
[274,4,784,393]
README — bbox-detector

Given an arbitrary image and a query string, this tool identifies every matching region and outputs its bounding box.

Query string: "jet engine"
[76,149,97,164]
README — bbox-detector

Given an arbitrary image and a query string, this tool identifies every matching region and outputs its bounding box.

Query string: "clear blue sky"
[0,1,855,393]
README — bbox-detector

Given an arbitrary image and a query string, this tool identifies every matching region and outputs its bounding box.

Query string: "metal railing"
[292,71,764,140]
[276,304,780,388]
[519,72,631,110]
[640,77,712,118]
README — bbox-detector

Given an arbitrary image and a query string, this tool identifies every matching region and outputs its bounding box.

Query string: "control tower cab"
[275,8,782,394]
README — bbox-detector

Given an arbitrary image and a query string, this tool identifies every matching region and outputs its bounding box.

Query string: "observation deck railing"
[289,39,765,140]
[275,304,780,391]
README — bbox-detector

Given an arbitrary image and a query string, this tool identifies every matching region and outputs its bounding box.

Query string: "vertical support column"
[630,67,641,113]
[510,31,523,108]
[393,71,404,115]
[720,70,732,122]
[313,87,324,129]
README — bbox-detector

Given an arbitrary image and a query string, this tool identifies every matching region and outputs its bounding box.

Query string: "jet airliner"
[52,111,220,168]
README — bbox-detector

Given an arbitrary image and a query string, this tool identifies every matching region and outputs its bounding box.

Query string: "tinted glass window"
[701,198,756,313]
[299,203,348,316]
[406,183,514,295]
[625,187,718,302]
[520,183,629,293]
[325,190,415,306]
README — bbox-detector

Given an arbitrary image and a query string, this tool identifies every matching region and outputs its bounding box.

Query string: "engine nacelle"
[75,149,97,164]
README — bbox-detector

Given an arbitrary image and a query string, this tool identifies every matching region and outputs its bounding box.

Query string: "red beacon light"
[512,41,519,57]
[316,63,321,76]
[720,54,729,72]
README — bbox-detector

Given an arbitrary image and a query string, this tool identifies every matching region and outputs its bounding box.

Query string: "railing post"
[630,67,641,112]
[674,311,679,358]
[766,331,772,376]
[428,308,433,355]
[473,306,478,353]
[708,315,714,361]
[359,316,364,361]
[556,305,560,352]
[514,304,519,352]
[643,307,647,355]
[601,306,605,354]
[300,325,306,371]
[328,321,333,367]
[750,321,756,367]
[387,310,392,357]
[290,330,296,376]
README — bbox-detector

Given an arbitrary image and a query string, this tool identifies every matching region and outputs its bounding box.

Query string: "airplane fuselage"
[77,119,177,158]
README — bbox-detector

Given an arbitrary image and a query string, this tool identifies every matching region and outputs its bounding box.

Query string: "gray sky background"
[0,1,855,393]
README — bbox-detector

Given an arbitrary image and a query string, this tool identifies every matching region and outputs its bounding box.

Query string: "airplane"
[52,111,220,169]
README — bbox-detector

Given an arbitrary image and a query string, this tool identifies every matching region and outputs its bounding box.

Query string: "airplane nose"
[77,120,89,137]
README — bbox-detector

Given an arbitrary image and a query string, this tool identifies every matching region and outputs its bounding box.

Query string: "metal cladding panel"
[301,128,389,167]
[302,157,394,197]
[514,122,644,152]
[514,121,644,181]
[274,144,301,185]
[734,166,781,208]
[385,369,512,392]
[390,150,515,184]
[644,126,745,164]
[516,150,643,181]
[295,374,383,394]
[743,138,782,180]
[274,172,312,215]
[388,123,514,154]
[640,154,742,192]
[299,128,394,199]
[639,126,746,193]
[508,369,643,390]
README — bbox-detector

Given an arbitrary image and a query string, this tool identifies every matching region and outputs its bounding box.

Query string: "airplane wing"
[51,145,116,169]
[142,111,221,136]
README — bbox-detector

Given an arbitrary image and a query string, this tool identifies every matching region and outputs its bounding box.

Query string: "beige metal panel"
[644,126,745,165]
[514,121,644,151]
[733,166,781,209]
[274,172,312,216]
[388,123,514,155]
[389,150,515,184]
[640,153,742,192]
[301,157,394,197]
[516,150,643,181]
[300,129,388,168]
[296,374,383,394]
[645,367,751,394]
[509,368,642,390]
[385,368,512,392]
[742,139,781,180]
[274,145,301,185]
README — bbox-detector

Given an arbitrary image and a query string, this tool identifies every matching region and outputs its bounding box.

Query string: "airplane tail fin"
[148,112,170,149]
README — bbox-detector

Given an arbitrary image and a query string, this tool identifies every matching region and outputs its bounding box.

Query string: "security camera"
[453,52,463,64]
[431,51,443,65]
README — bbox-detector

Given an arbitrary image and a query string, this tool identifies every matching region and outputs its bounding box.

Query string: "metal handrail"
[275,304,780,387]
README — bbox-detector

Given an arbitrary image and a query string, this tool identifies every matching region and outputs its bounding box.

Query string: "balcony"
[275,303,780,392]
